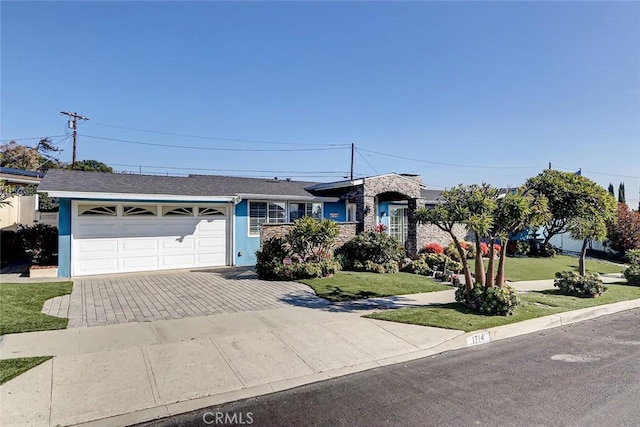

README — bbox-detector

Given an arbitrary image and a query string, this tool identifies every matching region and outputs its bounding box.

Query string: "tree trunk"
[579,238,588,276]
[473,232,486,287]
[496,241,509,286]
[452,234,474,293]
[486,238,496,288]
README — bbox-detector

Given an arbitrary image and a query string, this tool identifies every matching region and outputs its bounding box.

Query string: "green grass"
[497,255,624,281]
[0,282,73,335]
[0,356,52,384]
[299,271,450,302]
[365,283,640,332]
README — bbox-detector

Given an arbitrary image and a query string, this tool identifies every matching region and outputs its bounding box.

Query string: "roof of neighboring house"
[0,167,45,185]
[420,189,443,204]
[38,169,329,201]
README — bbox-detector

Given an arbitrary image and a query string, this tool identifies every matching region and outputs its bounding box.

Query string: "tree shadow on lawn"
[278,290,428,313]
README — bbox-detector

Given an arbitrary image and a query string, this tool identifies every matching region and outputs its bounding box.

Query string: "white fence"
[0,195,58,230]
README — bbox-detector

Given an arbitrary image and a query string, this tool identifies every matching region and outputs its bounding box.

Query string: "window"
[289,202,323,221]
[78,205,117,216]
[198,207,225,217]
[123,205,157,216]
[162,206,193,216]
[249,201,286,235]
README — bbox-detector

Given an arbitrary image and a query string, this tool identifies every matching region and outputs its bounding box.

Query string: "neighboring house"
[0,167,44,230]
[38,170,465,277]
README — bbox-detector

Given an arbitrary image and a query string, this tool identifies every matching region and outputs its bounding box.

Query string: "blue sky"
[2,2,639,204]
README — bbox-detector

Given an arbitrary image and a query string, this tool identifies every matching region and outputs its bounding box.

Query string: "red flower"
[423,242,444,254]
[479,242,489,256]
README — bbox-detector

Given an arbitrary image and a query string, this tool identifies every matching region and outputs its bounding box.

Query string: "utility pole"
[350,143,355,181]
[60,111,89,169]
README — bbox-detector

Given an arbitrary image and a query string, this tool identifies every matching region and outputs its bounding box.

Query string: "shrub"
[623,249,640,285]
[255,237,291,280]
[275,259,341,280]
[374,223,387,233]
[493,243,502,254]
[401,257,432,276]
[444,243,460,261]
[336,232,405,273]
[464,242,476,260]
[17,224,58,265]
[540,243,557,258]
[479,242,489,257]
[455,283,520,316]
[421,242,444,254]
[554,271,606,297]
[286,217,339,261]
[480,285,520,316]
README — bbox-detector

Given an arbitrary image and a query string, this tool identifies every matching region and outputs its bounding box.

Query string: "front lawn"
[0,356,52,385]
[299,271,449,302]
[365,283,640,332]
[498,255,624,281]
[0,282,73,335]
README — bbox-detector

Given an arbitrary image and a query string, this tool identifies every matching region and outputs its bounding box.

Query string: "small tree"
[464,184,498,287]
[607,203,640,252]
[415,185,474,293]
[526,170,617,247]
[618,182,625,204]
[608,183,615,198]
[567,184,617,275]
[286,217,339,261]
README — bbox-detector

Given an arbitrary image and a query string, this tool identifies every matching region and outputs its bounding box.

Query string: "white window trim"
[247,200,325,237]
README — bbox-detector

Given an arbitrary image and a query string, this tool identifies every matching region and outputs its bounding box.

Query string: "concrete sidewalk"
[1,277,636,427]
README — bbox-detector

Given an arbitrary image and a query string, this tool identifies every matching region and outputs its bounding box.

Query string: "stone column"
[357,195,376,232]
[406,198,418,256]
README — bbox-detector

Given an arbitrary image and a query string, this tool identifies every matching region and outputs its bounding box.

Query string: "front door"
[389,205,408,246]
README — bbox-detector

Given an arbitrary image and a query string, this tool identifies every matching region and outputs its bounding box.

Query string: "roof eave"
[39,190,237,202]
[235,193,339,202]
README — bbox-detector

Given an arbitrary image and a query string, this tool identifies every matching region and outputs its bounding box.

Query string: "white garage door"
[72,203,229,276]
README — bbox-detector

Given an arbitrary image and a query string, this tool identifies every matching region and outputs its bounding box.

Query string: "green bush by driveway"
[0,282,73,335]
[299,271,449,302]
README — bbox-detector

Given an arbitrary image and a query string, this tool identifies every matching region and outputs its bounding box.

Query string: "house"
[38,170,465,277]
[0,167,44,230]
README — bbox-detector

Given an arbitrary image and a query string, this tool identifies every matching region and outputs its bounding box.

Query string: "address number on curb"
[466,331,491,347]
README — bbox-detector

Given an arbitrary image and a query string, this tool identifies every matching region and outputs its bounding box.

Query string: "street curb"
[75,298,640,427]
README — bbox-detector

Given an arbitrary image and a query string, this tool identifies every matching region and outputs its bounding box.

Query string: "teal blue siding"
[323,201,346,221]
[234,200,260,266]
[58,199,71,277]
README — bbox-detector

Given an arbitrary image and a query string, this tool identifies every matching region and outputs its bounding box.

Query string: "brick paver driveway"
[47,268,321,328]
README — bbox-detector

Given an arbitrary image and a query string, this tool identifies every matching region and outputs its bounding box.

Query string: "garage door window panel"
[163,206,194,217]
[123,206,158,216]
[78,205,117,216]
[198,207,225,217]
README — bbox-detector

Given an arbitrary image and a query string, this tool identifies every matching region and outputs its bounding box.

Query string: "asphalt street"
[138,308,640,427]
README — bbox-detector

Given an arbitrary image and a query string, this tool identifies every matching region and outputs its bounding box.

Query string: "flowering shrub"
[374,223,388,233]
[422,242,444,254]
[479,242,489,257]
[554,271,606,297]
[493,244,502,253]
[459,241,468,250]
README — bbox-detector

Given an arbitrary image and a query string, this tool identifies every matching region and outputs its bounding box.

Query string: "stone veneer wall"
[260,222,358,250]
[416,223,469,250]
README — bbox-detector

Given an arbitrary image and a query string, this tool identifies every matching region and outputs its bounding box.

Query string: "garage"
[72,202,230,276]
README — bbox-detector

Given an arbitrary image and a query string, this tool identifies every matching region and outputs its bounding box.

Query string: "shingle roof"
[420,189,443,203]
[38,169,321,198]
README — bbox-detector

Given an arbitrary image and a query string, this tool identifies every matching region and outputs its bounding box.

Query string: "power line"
[355,148,379,175]
[0,135,67,143]
[555,166,640,180]
[107,163,348,175]
[80,134,349,152]
[94,123,350,147]
[358,148,540,169]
